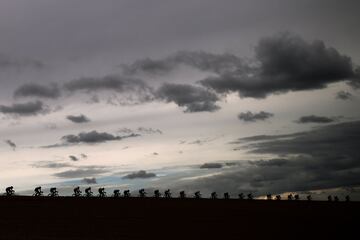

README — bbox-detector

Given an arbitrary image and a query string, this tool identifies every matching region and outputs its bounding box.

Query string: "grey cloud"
[336,91,353,100]
[80,153,88,159]
[32,161,72,169]
[61,131,140,145]
[69,155,79,162]
[238,111,274,122]
[156,83,220,112]
[0,101,49,116]
[122,170,157,179]
[200,32,359,98]
[5,140,16,151]
[174,121,360,196]
[66,114,91,123]
[200,163,223,169]
[82,177,97,184]
[53,166,108,178]
[137,127,162,135]
[0,53,44,71]
[122,50,245,76]
[232,132,306,144]
[296,115,336,124]
[63,75,154,104]
[14,83,61,99]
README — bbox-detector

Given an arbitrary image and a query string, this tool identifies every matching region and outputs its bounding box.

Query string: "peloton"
[73,186,82,197]
[33,186,43,196]
[98,187,106,197]
[85,187,93,197]
[5,186,15,196]
[48,187,59,197]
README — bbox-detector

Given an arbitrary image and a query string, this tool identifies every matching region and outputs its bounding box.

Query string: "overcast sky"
[1,0,360,198]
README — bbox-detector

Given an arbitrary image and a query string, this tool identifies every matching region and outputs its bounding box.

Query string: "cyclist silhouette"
[34,186,43,196]
[139,189,146,198]
[98,187,106,197]
[85,187,93,197]
[307,195,312,201]
[288,194,293,200]
[275,195,281,201]
[238,193,244,200]
[113,189,121,197]
[211,192,217,199]
[164,189,171,198]
[123,190,131,198]
[48,187,58,197]
[247,193,253,200]
[327,195,333,202]
[294,194,300,200]
[334,196,339,202]
[266,194,272,200]
[224,192,230,199]
[194,191,201,199]
[5,186,15,196]
[154,190,161,198]
[345,195,350,202]
[73,186,82,197]
[179,191,186,199]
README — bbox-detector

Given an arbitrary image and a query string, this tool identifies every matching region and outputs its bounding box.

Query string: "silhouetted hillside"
[0,196,358,239]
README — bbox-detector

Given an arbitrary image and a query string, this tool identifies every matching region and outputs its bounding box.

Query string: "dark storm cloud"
[61,131,140,145]
[43,131,140,148]
[14,83,61,99]
[32,161,72,169]
[0,101,49,116]
[232,132,307,144]
[199,33,359,98]
[0,53,44,70]
[137,127,163,135]
[336,91,353,100]
[200,163,223,169]
[66,114,91,123]
[82,177,97,184]
[174,121,360,195]
[238,111,274,122]
[53,166,108,178]
[4,140,16,151]
[122,51,245,76]
[122,170,157,179]
[156,83,220,112]
[64,75,152,94]
[296,115,336,124]
[69,155,79,162]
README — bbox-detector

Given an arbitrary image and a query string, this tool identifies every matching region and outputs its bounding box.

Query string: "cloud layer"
[238,111,274,122]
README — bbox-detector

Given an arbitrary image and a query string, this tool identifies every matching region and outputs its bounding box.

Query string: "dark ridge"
[0,196,358,239]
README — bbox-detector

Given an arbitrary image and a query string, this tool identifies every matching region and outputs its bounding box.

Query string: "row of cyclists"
[4,186,351,201]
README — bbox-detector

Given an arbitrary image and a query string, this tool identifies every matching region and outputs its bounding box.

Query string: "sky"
[1,0,360,199]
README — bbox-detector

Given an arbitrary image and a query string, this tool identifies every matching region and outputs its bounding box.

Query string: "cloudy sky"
[1,0,360,198]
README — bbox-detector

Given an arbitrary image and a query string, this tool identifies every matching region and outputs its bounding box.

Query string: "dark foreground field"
[0,196,358,240]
